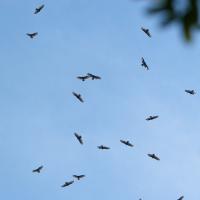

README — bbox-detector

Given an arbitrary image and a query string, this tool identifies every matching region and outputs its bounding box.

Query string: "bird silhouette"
[26,32,38,39]
[61,180,74,187]
[97,145,110,150]
[146,115,159,121]
[185,89,195,95]
[32,165,43,173]
[72,92,84,103]
[148,153,160,161]
[141,27,151,37]
[73,175,85,180]
[74,133,83,144]
[34,4,45,14]
[77,75,90,81]
[87,73,101,80]
[141,57,149,70]
[120,140,134,147]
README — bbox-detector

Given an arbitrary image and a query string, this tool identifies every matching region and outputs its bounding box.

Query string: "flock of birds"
[28,4,196,200]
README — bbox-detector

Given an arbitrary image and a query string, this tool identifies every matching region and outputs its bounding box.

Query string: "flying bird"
[77,75,90,81]
[185,89,196,95]
[177,196,184,200]
[141,27,151,37]
[34,4,45,14]
[141,57,149,70]
[72,92,84,103]
[74,133,83,145]
[97,145,110,150]
[73,175,85,180]
[146,115,159,121]
[148,153,160,161]
[26,32,38,39]
[120,140,134,147]
[61,180,74,187]
[32,165,43,173]
[87,73,101,80]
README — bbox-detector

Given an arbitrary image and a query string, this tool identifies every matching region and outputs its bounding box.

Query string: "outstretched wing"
[68,180,74,185]
[73,175,79,179]
[148,154,154,159]
[72,92,77,97]
[78,137,83,144]
[146,30,151,37]
[38,165,43,170]
[127,142,134,147]
[39,5,45,10]
[78,95,84,103]
[78,175,85,178]
[120,140,125,144]
[154,155,160,160]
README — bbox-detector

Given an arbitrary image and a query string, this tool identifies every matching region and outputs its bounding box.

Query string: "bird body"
[74,133,83,144]
[34,4,45,14]
[120,140,134,147]
[72,92,84,103]
[148,153,160,161]
[32,165,43,173]
[146,115,159,121]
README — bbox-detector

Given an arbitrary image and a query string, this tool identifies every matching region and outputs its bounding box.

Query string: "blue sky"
[1,0,200,199]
